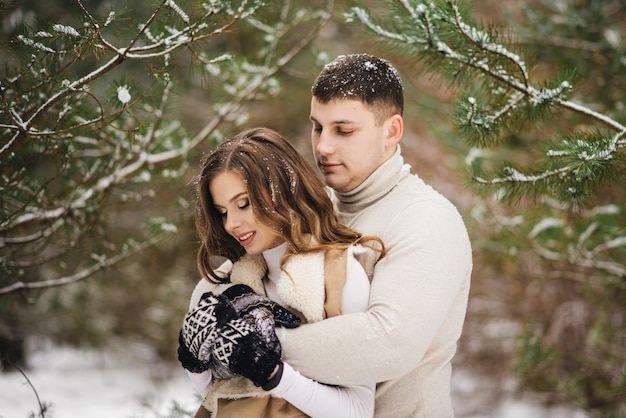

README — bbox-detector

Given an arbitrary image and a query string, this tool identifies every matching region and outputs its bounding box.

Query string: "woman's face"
[209,171,284,255]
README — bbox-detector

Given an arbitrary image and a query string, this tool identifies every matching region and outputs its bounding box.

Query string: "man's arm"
[277,201,472,385]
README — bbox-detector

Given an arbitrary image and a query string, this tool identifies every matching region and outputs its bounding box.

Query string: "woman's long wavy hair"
[194,127,385,283]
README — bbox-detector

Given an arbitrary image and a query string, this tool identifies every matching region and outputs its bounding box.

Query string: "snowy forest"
[1,0,624,417]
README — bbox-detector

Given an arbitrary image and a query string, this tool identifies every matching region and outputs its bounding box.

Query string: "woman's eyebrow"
[214,191,247,209]
[228,191,247,203]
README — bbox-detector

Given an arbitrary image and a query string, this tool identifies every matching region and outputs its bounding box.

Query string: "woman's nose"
[224,213,241,233]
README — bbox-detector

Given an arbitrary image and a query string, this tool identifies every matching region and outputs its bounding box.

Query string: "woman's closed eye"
[237,198,250,210]
[215,199,249,217]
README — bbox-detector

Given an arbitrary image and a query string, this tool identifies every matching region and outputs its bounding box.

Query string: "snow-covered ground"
[1,341,589,418]
[1,341,200,418]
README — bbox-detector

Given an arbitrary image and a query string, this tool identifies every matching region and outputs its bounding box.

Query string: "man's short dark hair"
[311,53,404,125]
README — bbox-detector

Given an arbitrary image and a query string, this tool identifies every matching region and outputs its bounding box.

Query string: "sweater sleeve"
[277,199,472,386]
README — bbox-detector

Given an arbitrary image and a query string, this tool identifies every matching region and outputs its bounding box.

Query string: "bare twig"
[9,362,48,417]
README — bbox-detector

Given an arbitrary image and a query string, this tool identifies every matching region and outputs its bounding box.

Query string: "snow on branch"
[165,0,190,23]
[0,0,335,294]
[473,166,571,185]
[0,0,263,161]
[348,0,625,206]
[349,0,624,134]
[346,7,423,44]
[447,0,529,88]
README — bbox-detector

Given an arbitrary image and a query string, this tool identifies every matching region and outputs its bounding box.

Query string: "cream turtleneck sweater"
[277,146,473,418]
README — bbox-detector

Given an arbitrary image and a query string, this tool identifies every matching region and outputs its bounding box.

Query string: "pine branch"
[1,0,306,229]
[473,166,571,186]
[0,234,169,295]
[187,0,335,149]
[347,0,626,205]
[0,0,333,295]
[473,129,626,199]
[447,1,529,89]
[348,0,625,132]
[527,214,626,278]
[0,0,262,159]
[560,100,626,132]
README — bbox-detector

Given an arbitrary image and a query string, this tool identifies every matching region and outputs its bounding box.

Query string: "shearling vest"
[195,247,374,418]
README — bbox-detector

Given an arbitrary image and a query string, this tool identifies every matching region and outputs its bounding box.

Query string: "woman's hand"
[177,285,300,386]
[177,291,238,373]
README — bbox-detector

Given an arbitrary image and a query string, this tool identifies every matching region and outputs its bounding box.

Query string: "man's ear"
[385,114,403,148]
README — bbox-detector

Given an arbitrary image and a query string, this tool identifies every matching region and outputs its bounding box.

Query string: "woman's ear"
[385,114,403,148]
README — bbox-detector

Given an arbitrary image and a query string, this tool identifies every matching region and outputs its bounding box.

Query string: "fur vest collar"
[229,250,327,323]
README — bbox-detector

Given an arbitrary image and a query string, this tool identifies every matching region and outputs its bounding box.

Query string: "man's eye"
[337,129,353,135]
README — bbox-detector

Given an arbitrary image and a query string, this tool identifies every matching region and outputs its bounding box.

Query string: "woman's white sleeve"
[270,363,375,418]
[187,369,213,396]
[269,253,375,417]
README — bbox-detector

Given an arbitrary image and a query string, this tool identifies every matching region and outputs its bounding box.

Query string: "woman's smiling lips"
[237,231,255,246]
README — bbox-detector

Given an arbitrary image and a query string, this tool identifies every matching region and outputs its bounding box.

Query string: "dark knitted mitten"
[211,315,283,387]
[177,291,238,373]
[177,331,210,373]
[212,284,300,387]
[222,284,301,334]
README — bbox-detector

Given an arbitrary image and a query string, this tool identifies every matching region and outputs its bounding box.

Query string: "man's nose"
[314,131,335,156]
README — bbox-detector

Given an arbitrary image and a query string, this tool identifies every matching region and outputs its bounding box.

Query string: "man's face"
[310,98,396,193]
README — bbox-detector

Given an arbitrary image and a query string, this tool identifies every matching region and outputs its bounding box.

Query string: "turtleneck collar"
[332,146,409,213]
[262,242,288,284]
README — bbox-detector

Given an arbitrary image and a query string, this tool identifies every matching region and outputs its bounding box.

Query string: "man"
[179,53,472,417]
[274,53,473,417]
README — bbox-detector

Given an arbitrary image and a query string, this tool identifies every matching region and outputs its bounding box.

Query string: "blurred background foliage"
[1,0,624,416]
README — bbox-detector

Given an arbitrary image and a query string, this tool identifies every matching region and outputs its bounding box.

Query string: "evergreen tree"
[346,0,625,414]
[0,0,332,368]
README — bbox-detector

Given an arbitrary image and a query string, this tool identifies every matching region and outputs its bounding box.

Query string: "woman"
[178,127,385,417]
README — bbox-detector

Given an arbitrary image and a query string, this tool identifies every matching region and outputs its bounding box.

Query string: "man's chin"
[324,177,351,193]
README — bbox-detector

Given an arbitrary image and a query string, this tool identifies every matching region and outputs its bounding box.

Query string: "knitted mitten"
[211,285,300,386]
[223,284,301,337]
[178,284,300,387]
[177,291,237,373]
